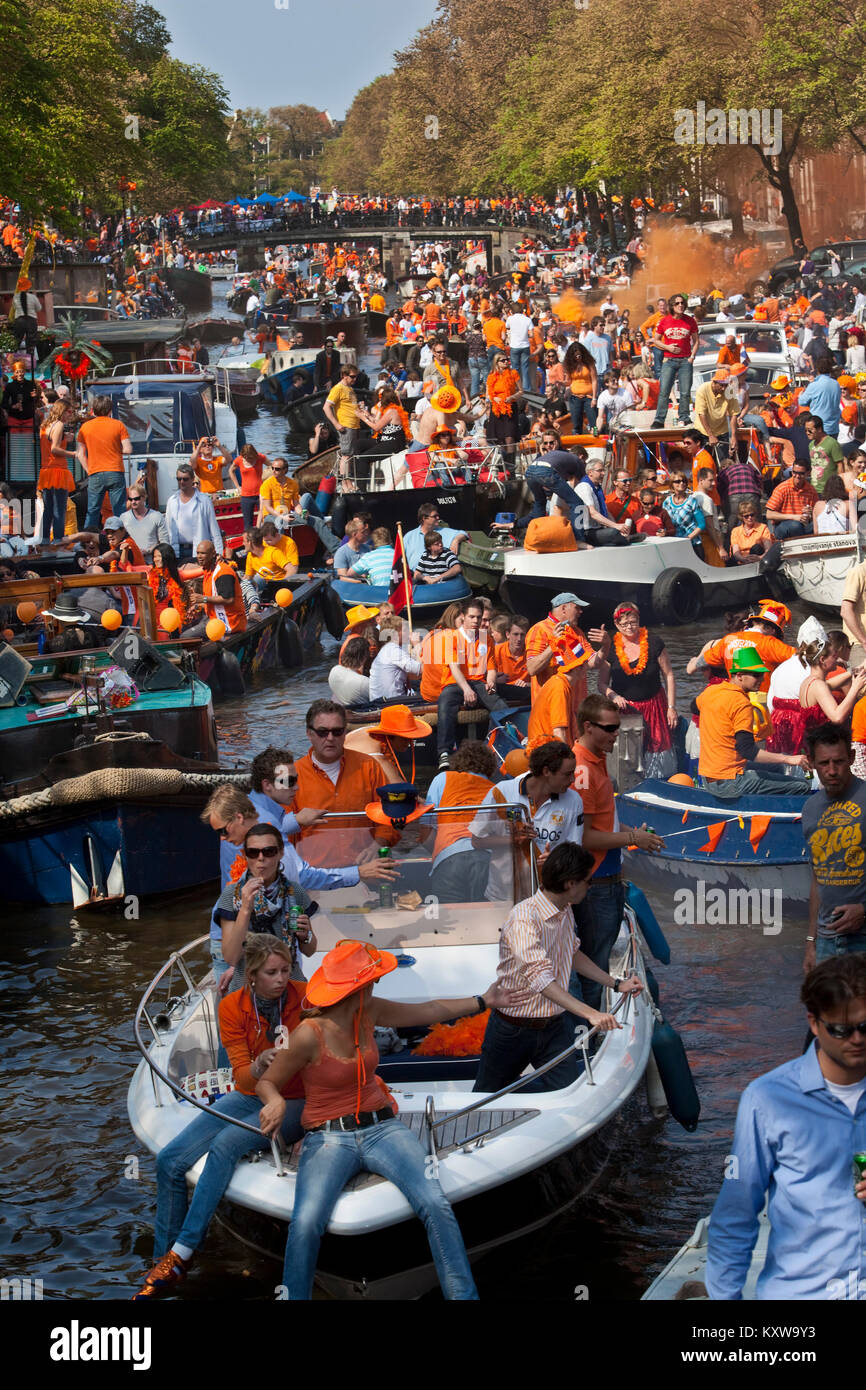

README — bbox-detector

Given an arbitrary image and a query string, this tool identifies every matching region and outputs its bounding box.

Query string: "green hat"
[730,644,769,675]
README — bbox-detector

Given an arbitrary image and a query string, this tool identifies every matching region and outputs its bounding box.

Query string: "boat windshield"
[293,804,534,952]
[696,324,787,355]
[106,394,176,450]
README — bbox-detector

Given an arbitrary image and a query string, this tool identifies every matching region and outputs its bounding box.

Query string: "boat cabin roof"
[87,374,217,454]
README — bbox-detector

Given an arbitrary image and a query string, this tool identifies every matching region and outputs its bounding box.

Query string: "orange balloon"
[205,618,226,642]
[16,600,37,623]
[668,773,695,786]
[160,606,181,632]
[101,609,123,631]
[1,628,14,641]
[274,588,292,608]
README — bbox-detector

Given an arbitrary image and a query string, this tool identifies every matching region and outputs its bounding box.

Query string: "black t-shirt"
[609,630,666,703]
[2,379,37,419]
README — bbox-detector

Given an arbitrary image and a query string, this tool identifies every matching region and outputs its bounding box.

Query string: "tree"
[321,75,396,189]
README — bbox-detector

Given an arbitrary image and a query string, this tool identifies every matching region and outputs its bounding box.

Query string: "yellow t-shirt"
[267,532,299,568]
[244,543,293,581]
[327,381,360,429]
[368,293,386,313]
[694,383,738,435]
[259,474,300,513]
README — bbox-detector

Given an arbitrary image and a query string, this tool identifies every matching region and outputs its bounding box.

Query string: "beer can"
[853,1152,866,1190]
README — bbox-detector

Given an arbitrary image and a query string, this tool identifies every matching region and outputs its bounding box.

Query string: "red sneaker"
[132,1250,189,1300]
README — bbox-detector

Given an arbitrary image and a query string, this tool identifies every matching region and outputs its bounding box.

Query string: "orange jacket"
[218,982,306,1097]
[204,558,246,633]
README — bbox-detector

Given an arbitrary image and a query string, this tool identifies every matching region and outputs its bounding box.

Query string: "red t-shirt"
[656,314,698,359]
[234,451,265,497]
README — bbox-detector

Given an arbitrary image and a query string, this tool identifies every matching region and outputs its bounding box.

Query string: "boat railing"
[106,359,211,379]
[133,934,291,1172]
[337,442,510,494]
[424,915,642,1157]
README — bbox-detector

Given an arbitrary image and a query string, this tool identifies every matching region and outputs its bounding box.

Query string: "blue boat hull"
[0,800,220,906]
[617,777,811,906]
[333,577,471,620]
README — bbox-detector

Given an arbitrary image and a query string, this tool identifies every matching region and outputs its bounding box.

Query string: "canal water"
[0,281,813,1301]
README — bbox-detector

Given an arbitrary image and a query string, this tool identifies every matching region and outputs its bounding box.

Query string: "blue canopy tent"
[252,192,280,206]
[279,190,309,202]
[232,196,252,207]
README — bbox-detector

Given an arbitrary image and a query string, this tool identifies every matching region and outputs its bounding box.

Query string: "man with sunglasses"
[120,485,168,553]
[706,954,866,1300]
[649,293,699,429]
[766,457,818,539]
[572,694,665,1009]
[803,724,866,975]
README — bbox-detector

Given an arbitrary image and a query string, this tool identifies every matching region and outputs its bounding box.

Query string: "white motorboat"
[502,535,766,625]
[642,1213,769,1300]
[128,805,653,1298]
[779,531,860,611]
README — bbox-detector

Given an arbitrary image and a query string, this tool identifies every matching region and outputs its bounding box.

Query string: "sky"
[151,0,439,119]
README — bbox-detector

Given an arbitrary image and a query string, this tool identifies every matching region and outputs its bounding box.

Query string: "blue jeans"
[474,1009,579,1092]
[652,357,693,427]
[511,346,532,392]
[154,1090,305,1258]
[281,1118,478,1299]
[652,346,664,377]
[739,412,770,443]
[468,356,487,397]
[773,519,812,539]
[567,395,597,434]
[436,680,509,753]
[817,928,866,962]
[573,878,625,1012]
[486,343,501,371]
[85,471,126,530]
[40,487,68,543]
[523,464,587,539]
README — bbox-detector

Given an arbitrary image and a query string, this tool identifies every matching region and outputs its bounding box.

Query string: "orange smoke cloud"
[552,287,586,324]
[616,222,742,318]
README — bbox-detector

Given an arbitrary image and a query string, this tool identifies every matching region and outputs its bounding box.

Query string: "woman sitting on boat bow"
[133,935,307,1300]
[258,939,514,1300]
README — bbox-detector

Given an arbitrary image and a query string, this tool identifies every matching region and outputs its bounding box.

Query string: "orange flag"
[682,811,689,824]
[749,815,773,853]
[698,821,727,853]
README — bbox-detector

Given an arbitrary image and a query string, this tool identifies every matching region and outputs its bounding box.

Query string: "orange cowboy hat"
[711,368,731,383]
[365,782,432,828]
[343,603,380,633]
[304,939,397,1009]
[726,361,749,377]
[430,382,463,414]
[770,373,791,390]
[560,649,590,672]
[365,704,433,741]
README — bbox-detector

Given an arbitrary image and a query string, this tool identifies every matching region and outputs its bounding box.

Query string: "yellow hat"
[343,604,380,632]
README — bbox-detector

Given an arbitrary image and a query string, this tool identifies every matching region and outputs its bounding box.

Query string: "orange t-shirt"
[730,522,771,555]
[432,770,496,860]
[571,741,616,874]
[692,449,720,506]
[291,749,392,865]
[440,630,494,689]
[78,417,130,475]
[528,670,578,746]
[526,617,589,700]
[482,317,506,348]
[852,696,866,744]
[702,630,793,694]
[494,640,528,682]
[195,452,227,494]
[696,681,754,780]
[524,516,577,553]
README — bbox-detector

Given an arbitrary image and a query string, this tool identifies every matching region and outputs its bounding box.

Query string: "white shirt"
[824,1076,866,1114]
[328,666,370,706]
[767,652,807,713]
[472,774,584,903]
[311,754,341,785]
[506,313,532,350]
[246,294,260,313]
[368,642,421,701]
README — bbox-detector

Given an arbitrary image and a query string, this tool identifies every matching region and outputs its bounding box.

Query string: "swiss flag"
[389,529,413,615]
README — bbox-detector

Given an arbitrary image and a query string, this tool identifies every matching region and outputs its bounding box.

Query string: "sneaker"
[132,1250,189,1300]
[438,751,451,770]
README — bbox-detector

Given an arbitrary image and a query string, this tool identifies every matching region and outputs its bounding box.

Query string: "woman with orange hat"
[258,939,511,1299]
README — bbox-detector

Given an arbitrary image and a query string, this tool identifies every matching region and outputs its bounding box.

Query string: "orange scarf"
[148,569,187,620]
[488,368,519,416]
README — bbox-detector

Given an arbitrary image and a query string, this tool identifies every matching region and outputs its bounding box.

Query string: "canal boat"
[777,531,859,612]
[128,803,652,1298]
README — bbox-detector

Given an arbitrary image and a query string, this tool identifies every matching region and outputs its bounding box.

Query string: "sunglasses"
[589,720,621,732]
[818,1018,866,1040]
[309,726,346,738]
[246,845,280,859]
[273,468,288,474]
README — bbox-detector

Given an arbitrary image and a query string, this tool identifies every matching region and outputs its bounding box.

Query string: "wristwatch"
[611,977,623,992]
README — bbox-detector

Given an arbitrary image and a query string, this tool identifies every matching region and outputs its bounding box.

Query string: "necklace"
[615,628,649,676]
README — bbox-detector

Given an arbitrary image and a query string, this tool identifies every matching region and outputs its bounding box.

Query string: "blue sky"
[152,0,439,118]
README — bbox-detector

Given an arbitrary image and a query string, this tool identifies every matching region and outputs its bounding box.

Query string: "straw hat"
[343,604,380,633]
[303,940,397,1009]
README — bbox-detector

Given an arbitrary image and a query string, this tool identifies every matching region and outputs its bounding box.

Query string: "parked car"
[767,240,866,295]
[690,320,797,406]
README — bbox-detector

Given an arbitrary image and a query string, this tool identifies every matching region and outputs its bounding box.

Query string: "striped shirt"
[415,549,455,582]
[350,544,394,587]
[495,889,579,1019]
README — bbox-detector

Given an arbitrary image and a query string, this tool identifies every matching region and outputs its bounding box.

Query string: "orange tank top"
[300,1017,396,1128]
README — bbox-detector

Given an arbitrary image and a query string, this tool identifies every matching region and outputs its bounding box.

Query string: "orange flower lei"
[228,854,247,883]
[614,627,649,676]
[488,368,519,416]
[148,569,187,619]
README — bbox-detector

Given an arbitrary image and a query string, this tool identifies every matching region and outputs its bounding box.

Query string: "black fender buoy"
[330,495,348,541]
[651,1016,700,1131]
[759,540,782,574]
[766,567,797,601]
[277,616,304,670]
[626,882,671,964]
[321,583,345,642]
[651,567,702,625]
[645,965,661,1007]
[214,648,245,697]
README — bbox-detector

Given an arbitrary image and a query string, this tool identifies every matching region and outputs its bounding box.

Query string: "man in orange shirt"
[687,601,793,694]
[185,539,247,637]
[526,592,600,701]
[528,652,586,747]
[77,394,133,529]
[482,311,507,369]
[696,646,809,796]
[494,615,531,702]
[290,699,396,866]
[572,693,664,1008]
[436,597,509,768]
[605,470,641,524]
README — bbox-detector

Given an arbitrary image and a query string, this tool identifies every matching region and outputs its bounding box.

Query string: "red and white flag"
[388,529,413,615]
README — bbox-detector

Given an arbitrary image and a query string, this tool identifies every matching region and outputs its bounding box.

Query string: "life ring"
[650,568,702,625]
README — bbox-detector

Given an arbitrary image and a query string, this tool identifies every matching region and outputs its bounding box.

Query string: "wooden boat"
[289,299,366,351]
[618,777,812,909]
[129,807,652,1298]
